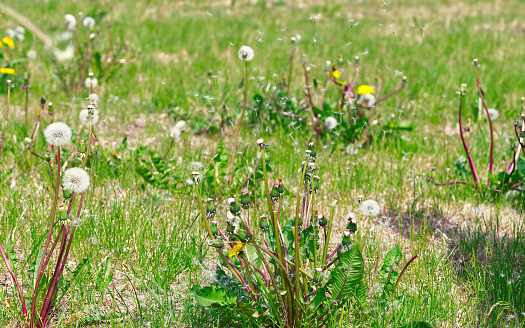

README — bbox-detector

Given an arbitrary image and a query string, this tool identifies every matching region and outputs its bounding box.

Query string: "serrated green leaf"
[191,284,235,307]
[326,244,363,300]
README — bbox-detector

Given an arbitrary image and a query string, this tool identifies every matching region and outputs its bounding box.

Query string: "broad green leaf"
[191,284,235,307]
[517,156,525,180]
[326,244,363,300]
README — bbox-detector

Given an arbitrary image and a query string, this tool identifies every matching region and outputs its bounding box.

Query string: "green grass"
[0,0,524,327]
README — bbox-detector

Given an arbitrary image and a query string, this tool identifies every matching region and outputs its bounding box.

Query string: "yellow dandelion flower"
[2,37,15,48]
[357,85,374,95]
[337,80,346,86]
[228,243,245,258]
[331,70,341,79]
[0,68,15,75]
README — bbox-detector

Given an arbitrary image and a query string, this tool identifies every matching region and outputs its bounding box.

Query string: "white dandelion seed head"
[256,138,264,145]
[6,29,15,39]
[345,212,357,222]
[295,34,301,42]
[44,122,72,146]
[188,161,204,172]
[226,211,236,221]
[169,120,186,142]
[238,45,254,61]
[56,31,73,41]
[64,14,77,30]
[62,167,90,193]
[82,16,96,28]
[356,94,376,108]
[79,108,99,125]
[325,116,338,130]
[86,93,99,104]
[360,199,381,217]
[54,45,75,65]
[484,108,499,121]
[84,77,99,89]
[27,50,37,60]
[16,33,24,41]
[174,120,186,132]
[15,26,25,35]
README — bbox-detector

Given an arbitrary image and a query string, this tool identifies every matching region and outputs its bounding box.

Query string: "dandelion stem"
[458,95,480,188]
[322,202,336,265]
[0,240,27,316]
[393,254,418,292]
[0,80,12,161]
[475,67,494,177]
[228,62,249,186]
[31,146,61,328]
[375,83,406,106]
[194,183,245,286]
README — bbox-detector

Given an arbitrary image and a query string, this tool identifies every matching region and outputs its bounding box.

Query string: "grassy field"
[0,0,524,327]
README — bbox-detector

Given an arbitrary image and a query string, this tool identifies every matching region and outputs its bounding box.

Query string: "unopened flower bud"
[58,203,68,221]
[342,230,352,245]
[240,188,251,209]
[313,268,324,283]
[209,238,224,249]
[210,220,219,236]
[229,198,241,214]
[237,229,249,242]
[259,215,269,230]
[206,198,216,215]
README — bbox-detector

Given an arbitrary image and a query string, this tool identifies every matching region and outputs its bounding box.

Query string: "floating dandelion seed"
[44,122,72,146]
[238,45,254,61]
[360,200,380,216]
[82,17,96,28]
[64,14,77,30]
[325,117,338,130]
[62,167,90,193]
[79,108,99,125]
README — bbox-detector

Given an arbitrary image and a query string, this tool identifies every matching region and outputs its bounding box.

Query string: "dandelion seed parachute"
[79,108,99,125]
[325,116,338,130]
[62,167,90,194]
[44,122,72,146]
[238,45,254,61]
[360,199,380,217]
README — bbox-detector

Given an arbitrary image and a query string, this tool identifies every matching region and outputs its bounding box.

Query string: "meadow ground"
[0,0,524,327]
